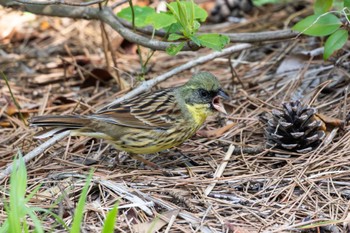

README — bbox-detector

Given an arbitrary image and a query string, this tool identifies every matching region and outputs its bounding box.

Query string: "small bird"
[30,72,229,157]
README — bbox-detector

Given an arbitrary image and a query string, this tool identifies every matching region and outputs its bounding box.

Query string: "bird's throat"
[185,103,212,126]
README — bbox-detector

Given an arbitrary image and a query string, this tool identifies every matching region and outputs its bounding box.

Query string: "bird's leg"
[159,149,199,167]
[173,149,200,167]
[129,153,160,169]
[129,154,175,176]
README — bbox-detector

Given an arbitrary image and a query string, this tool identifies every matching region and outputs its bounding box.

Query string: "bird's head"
[178,72,229,115]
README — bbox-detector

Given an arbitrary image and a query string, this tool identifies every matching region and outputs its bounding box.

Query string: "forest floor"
[1,0,350,232]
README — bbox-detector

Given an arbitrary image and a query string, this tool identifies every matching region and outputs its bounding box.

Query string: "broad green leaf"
[190,35,201,46]
[166,42,185,55]
[168,1,207,22]
[166,3,180,23]
[314,0,333,14]
[164,22,183,34]
[333,0,344,9]
[344,0,350,20]
[345,0,350,7]
[117,6,155,28]
[292,14,341,36]
[145,12,176,30]
[324,29,348,60]
[197,34,230,51]
[168,33,184,41]
[166,3,187,36]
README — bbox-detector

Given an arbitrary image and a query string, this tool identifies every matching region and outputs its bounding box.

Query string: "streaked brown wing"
[90,89,181,129]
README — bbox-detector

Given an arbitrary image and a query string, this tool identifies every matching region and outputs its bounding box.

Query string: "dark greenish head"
[178,72,229,114]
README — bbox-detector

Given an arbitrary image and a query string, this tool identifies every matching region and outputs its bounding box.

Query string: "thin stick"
[204,144,235,196]
[1,71,24,122]
[0,131,70,181]
[14,0,105,6]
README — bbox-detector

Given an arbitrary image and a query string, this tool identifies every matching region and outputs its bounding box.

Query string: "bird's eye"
[199,89,209,98]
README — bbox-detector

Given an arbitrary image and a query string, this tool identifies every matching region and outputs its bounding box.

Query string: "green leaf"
[166,3,187,35]
[168,33,185,41]
[193,21,201,31]
[190,35,201,46]
[333,0,344,9]
[345,0,350,7]
[292,13,341,36]
[70,171,93,233]
[166,2,180,23]
[0,219,9,233]
[102,204,119,233]
[26,209,44,233]
[197,34,230,51]
[252,0,279,6]
[8,152,27,233]
[145,12,176,30]
[176,1,187,27]
[164,22,183,34]
[166,42,185,55]
[343,0,350,20]
[324,29,349,60]
[168,1,207,22]
[314,0,333,14]
[117,6,155,28]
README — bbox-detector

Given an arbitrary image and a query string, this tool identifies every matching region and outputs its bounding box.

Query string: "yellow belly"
[111,126,199,154]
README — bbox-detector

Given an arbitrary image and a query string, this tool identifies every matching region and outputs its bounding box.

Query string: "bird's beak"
[212,89,229,114]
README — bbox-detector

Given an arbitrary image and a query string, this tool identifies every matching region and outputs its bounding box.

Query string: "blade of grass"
[70,170,94,233]
[1,71,25,123]
[101,203,119,233]
[31,207,69,231]
[26,209,44,233]
[8,152,26,233]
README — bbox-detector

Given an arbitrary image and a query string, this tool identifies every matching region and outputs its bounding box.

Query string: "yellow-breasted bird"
[30,72,229,157]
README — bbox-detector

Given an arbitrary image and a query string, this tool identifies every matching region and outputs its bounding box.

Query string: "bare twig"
[14,0,104,6]
[119,19,298,43]
[204,144,235,196]
[0,131,70,181]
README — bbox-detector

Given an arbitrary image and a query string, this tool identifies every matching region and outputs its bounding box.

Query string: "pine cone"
[265,101,326,153]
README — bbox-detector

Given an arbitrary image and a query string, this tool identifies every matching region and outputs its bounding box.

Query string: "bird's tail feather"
[29,115,90,139]
[29,115,89,128]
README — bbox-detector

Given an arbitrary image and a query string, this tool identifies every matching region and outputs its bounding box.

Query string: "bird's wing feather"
[91,89,181,129]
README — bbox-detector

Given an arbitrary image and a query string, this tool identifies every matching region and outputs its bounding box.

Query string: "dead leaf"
[0,103,30,127]
[197,123,236,138]
[39,20,51,31]
[276,54,309,74]
[315,113,345,131]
